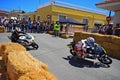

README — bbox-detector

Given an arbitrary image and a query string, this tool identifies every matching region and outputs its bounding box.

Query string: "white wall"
[113,11,120,27]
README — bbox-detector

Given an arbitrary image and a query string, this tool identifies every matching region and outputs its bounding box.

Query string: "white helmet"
[87,37,95,46]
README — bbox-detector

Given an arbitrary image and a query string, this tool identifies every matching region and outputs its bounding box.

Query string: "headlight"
[32,37,34,42]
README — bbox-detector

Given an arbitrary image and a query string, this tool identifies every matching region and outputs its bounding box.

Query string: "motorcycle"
[67,42,112,65]
[8,32,39,50]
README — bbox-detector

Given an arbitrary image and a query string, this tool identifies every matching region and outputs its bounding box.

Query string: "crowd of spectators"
[0,18,70,37]
[0,18,120,37]
[0,18,57,33]
[92,24,120,36]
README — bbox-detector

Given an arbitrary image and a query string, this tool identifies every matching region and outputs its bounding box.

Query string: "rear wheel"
[98,56,112,65]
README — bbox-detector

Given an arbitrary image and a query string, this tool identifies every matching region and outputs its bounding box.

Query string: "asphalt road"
[0,33,120,80]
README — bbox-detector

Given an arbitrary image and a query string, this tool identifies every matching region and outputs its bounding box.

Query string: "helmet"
[86,37,95,46]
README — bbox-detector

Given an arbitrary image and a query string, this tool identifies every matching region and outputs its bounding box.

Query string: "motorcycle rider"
[11,29,20,42]
[74,37,95,58]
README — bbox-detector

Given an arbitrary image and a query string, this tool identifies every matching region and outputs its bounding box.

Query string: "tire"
[32,43,39,50]
[70,49,76,56]
[98,56,112,65]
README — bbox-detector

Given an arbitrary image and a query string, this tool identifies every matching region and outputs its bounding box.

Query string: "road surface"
[0,33,120,80]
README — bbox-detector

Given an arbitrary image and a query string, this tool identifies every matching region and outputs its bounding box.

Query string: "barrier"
[0,26,5,33]
[73,31,120,59]
[0,43,57,80]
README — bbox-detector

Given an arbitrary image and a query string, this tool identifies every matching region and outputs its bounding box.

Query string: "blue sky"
[0,0,112,15]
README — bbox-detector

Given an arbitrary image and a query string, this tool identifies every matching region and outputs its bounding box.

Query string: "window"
[37,16,40,21]
[82,18,89,25]
[58,14,67,20]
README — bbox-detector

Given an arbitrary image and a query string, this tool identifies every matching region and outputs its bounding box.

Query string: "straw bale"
[102,42,120,52]
[111,50,120,59]
[0,45,2,56]
[0,42,26,55]
[73,31,99,43]
[60,33,69,39]
[101,42,120,58]
[48,31,54,35]
[0,65,2,73]
[0,42,26,63]
[0,56,3,73]
[0,26,5,33]
[73,32,87,43]
[0,56,2,60]
[18,70,57,80]
[111,36,120,45]
[93,34,114,44]
[7,51,48,80]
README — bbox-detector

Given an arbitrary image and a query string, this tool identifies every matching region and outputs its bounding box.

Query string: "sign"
[106,16,111,22]
[47,15,51,19]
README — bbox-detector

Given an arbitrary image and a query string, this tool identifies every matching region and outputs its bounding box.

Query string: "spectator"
[113,24,120,36]
[65,23,70,35]
[28,20,33,33]
[53,21,60,37]
[106,24,113,35]
[83,25,88,32]
[99,25,106,34]
[60,24,63,32]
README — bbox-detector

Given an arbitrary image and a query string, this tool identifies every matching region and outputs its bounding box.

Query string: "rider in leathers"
[74,37,95,58]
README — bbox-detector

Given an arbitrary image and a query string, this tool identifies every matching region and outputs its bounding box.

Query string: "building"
[9,10,28,20]
[96,0,120,27]
[0,10,28,20]
[0,10,9,19]
[29,1,106,28]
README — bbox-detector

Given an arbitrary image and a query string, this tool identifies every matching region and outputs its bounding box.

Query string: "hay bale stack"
[60,33,69,39]
[73,31,120,59]
[0,56,2,73]
[0,42,26,63]
[111,36,120,45]
[0,43,58,80]
[48,31,54,35]
[73,31,93,43]
[0,42,26,55]
[7,51,49,80]
[0,66,2,73]
[0,26,5,33]
[18,70,57,80]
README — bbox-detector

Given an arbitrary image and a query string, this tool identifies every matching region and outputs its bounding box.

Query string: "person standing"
[84,25,88,32]
[53,21,60,37]
[65,23,70,35]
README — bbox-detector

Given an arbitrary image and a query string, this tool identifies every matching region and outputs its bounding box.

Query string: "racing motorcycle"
[8,32,39,50]
[67,42,112,65]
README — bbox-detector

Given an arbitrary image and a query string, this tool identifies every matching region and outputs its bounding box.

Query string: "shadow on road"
[63,55,110,68]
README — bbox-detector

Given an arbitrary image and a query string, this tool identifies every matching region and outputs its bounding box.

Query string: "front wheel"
[98,56,112,65]
[70,49,76,56]
[32,43,39,50]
